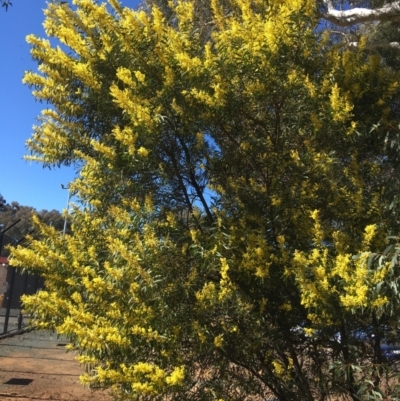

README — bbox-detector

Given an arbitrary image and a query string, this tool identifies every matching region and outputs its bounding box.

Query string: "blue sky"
[0,0,138,212]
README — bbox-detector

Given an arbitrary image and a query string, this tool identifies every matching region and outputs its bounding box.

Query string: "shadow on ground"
[0,330,112,401]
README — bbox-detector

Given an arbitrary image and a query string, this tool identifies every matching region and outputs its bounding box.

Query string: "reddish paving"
[0,330,112,401]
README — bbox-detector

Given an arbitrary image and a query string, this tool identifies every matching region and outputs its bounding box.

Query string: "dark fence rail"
[0,264,43,334]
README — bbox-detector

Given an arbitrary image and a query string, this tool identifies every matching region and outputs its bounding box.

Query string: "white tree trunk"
[320,0,400,27]
[348,41,400,49]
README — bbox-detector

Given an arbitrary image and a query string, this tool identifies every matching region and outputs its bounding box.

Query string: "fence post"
[3,265,16,334]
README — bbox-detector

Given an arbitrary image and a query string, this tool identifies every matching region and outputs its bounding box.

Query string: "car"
[335,326,400,361]
[380,343,400,360]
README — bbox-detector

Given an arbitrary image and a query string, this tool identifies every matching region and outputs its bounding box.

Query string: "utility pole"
[61,184,71,237]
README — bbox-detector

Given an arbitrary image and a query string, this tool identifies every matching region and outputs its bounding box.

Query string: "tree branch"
[348,41,400,49]
[319,0,400,27]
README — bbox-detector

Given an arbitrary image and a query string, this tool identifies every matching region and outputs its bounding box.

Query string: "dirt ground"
[0,330,112,401]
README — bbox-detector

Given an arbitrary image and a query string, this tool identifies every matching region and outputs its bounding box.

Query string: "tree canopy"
[0,194,65,256]
[10,0,400,400]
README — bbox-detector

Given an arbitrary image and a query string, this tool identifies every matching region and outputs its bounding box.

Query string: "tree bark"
[320,0,400,27]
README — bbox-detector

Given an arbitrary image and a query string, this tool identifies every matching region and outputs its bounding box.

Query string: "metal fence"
[0,264,43,335]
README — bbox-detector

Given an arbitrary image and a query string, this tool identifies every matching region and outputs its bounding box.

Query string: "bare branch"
[348,41,400,49]
[319,0,400,27]
[1,0,12,11]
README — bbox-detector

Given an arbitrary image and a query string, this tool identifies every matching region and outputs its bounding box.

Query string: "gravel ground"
[0,330,112,401]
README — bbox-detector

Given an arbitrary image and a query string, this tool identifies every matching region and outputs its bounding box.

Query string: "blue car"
[380,343,400,360]
[333,327,400,360]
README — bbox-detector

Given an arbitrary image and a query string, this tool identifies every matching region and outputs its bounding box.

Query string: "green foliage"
[9,0,400,400]
[0,194,7,212]
[0,195,65,256]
